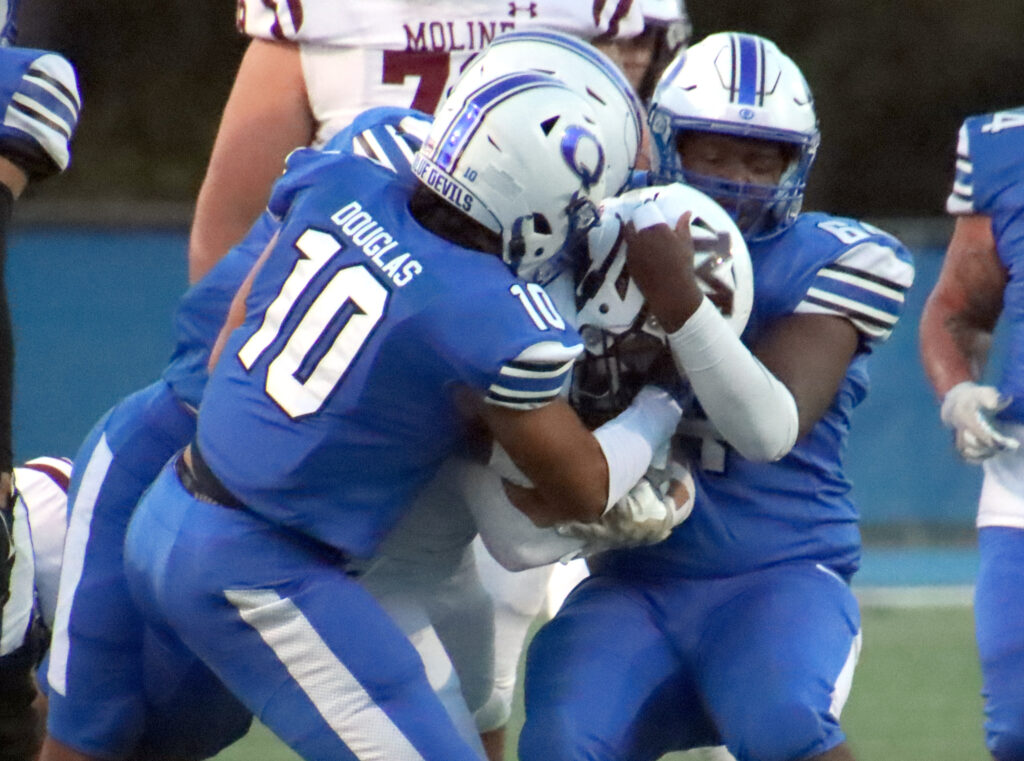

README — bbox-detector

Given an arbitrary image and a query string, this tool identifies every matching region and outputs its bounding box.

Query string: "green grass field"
[212,602,986,761]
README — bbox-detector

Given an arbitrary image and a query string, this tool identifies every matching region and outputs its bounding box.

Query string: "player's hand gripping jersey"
[196,143,583,558]
[237,0,649,146]
[947,108,1024,425]
[597,213,914,579]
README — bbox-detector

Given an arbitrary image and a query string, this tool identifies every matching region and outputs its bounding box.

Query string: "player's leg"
[0,641,46,761]
[360,465,495,756]
[976,525,1024,761]
[693,563,861,761]
[360,575,487,757]
[472,537,551,759]
[1,487,46,761]
[975,444,1024,761]
[42,381,196,760]
[124,456,485,761]
[518,574,716,761]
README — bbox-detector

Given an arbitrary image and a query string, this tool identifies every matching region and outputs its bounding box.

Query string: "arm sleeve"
[668,297,799,463]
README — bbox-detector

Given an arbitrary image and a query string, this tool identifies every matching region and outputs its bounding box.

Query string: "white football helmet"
[414,71,608,283]
[648,32,820,240]
[443,29,644,196]
[571,183,752,424]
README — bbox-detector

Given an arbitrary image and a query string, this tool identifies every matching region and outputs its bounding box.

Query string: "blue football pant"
[44,381,248,758]
[977,526,1024,761]
[124,457,485,761]
[520,561,861,761]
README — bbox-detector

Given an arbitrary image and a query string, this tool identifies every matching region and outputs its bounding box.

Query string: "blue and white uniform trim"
[486,342,579,410]
[946,123,975,214]
[799,242,912,340]
[3,51,80,171]
[351,118,427,178]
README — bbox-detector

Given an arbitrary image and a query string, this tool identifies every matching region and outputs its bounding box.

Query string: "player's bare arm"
[478,398,609,527]
[207,231,277,371]
[188,39,313,284]
[920,213,1007,396]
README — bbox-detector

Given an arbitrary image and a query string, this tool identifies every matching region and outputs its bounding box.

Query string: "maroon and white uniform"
[238,0,649,146]
[1,457,70,657]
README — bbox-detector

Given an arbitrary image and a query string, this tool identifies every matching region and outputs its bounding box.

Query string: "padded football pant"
[976,527,1024,761]
[519,561,861,761]
[124,456,485,761]
[43,380,247,759]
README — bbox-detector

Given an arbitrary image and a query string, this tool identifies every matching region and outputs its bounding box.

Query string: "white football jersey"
[238,0,649,146]
[1,457,70,656]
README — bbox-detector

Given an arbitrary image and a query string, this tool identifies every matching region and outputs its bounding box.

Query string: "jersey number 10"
[237,229,388,418]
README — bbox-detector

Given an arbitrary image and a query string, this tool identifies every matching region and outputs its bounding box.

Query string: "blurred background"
[11,0,1024,551]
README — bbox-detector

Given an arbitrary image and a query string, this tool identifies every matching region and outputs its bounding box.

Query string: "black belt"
[176,443,245,509]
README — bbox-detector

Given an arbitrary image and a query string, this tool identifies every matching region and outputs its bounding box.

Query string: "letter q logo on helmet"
[415,70,611,283]
[561,125,606,189]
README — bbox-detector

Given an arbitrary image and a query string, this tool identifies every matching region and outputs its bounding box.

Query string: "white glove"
[940,381,1021,463]
[556,461,695,553]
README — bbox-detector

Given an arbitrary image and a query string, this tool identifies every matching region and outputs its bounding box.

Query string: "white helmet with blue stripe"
[648,32,820,240]
[443,29,644,197]
[414,71,608,284]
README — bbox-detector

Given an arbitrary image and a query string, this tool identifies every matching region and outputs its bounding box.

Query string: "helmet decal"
[430,72,566,173]
[561,125,605,188]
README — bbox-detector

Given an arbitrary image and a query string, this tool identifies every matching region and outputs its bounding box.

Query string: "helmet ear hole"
[532,214,552,235]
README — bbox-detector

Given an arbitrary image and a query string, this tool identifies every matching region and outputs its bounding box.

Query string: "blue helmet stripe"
[491,30,638,110]
[432,72,564,173]
[736,34,759,106]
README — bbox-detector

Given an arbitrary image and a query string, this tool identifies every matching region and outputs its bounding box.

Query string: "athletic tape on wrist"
[631,200,668,231]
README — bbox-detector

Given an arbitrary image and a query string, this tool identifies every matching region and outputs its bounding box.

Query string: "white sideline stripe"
[47,434,114,695]
[225,588,427,761]
[854,585,974,608]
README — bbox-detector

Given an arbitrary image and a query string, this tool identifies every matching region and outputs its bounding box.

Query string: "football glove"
[0,47,80,181]
[940,381,1021,463]
[556,460,695,552]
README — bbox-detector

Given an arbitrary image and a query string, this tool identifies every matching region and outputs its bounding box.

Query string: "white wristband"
[593,385,682,512]
[668,298,799,462]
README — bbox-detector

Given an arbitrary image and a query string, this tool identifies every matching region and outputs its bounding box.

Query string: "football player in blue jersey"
[0,6,81,757]
[116,65,690,760]
[920,108,1024,761]
[40,28,665,761]
[518,32,916,761]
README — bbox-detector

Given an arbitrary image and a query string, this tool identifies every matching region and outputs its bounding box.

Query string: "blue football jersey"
[598,213,914,578]
[947,108,1024,423]
[162,107,431,410]
[197,150,582,559]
